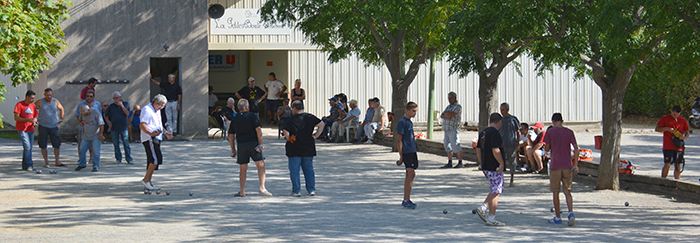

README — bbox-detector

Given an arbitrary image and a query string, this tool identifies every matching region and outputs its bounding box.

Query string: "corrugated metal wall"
[290,50,602,124]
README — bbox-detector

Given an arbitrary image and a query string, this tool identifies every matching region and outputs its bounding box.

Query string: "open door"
[149,58,181,134]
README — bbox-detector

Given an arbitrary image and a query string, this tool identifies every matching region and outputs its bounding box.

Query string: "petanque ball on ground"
[443,209,448,214]
[156,190,160,194]
[550,207,555,212]
[472,209,477,214]
[625,202,629,206]
[36,170,42,174]
[144,190,148,195]
[189,191,193,196]
[166,191,170,195]
[148,190,152,195]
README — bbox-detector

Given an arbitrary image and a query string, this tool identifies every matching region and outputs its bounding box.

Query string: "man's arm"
[492,148,505,173]
[278,85,288,97]
[258,91,268,103]
[544,143,551,152]
[476,148,482,167]
[379,115,387,130]
[177,94,181,111]
[119,102,129,116]
[228,133,237,155]
[441,111,456,119]
[655,125,672,133]
[98,125,105,141]
[14,112,33,123]
[256,126,263,148]
[396,134,404,163]
[314,121,325,139]
[235,92,242,100]
[533,142,545,151]
[343,115,356,123]
[56,99,65,123]
[572,144,580,174]
[149,75,160,86]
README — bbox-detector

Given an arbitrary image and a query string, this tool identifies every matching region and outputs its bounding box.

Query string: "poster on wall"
[210,9,292,35]
[209,52,240,72]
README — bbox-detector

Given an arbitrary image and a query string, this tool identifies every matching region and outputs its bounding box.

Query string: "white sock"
[487,214,496,222]
[480,204,488,210]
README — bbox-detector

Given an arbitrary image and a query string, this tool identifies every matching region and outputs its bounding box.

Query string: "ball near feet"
[550,207,555,212]
[166,191,170,195]
[147,190,152,195]
[472,209,477,214]
[625,202,629,207]
[36,170,42,174]
[156,190,161,194]
[189,191,193,196]
[443,209,448,214]
[144,190,148,195]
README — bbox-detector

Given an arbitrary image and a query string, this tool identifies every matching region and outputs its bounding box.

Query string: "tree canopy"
[0,0,71,126]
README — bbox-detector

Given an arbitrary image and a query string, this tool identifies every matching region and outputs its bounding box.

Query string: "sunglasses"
[86,95,94,98]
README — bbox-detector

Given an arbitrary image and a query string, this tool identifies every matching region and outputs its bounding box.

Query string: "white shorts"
[443,129,462,153]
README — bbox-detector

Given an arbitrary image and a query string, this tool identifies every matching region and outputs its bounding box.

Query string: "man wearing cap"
[329,99,361,143]
[364,98,387,144]
[282,100,324,197]
[525,122,547,173]
[235,77,267,118]
[543,112,579,226]
[320,97,343,140]
[150,74,182,133]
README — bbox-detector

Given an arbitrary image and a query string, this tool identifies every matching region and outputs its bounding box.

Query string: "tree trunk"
[391,81,410,149]
[478,75,498,132]
[595,67,635,190]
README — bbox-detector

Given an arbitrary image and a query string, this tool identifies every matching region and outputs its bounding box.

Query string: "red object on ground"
[594,135,603,150]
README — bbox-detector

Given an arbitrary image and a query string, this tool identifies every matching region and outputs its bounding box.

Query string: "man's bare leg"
[143,163,157,183]
[254,160,267,192]
[41,148,49,166]
[674,163,682,179]
[239,163,248,195]
[404,168,415,201]
[662,163,671,178]
[53,148,61,165]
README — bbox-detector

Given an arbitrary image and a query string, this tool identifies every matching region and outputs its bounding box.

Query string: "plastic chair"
[345,124,359,142]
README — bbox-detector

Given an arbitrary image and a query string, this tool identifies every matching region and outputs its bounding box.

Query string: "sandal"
[44,164,50,168]
[54,163,66,167]
[234,192,246,197]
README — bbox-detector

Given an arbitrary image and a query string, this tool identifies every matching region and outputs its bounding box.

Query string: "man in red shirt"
[14,90,38,171]
[80,77,97,101]
[655,105,690,179]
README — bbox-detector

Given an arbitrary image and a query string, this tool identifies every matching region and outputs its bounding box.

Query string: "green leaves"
[0,0,71,87]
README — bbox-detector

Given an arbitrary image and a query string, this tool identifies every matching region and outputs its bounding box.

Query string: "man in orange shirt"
[14,90,38,171]
[655,105,690,179]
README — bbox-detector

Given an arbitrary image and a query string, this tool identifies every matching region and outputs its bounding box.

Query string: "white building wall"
[290,50,602,124]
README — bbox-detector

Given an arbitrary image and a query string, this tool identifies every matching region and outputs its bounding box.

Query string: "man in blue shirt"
[396,102,418,209]
[105,91,132,164]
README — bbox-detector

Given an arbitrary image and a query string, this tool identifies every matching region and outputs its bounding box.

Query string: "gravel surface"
[0,128,699,242]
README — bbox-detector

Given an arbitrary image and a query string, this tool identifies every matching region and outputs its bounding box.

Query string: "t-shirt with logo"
[228,112,262,144]
[478,127,503,171]
[14,101,37,132]
[265,80,286,100]
[542,126,577,169]
[283,113,322,157]
[81,110,105,141]
[397,116,417,154]
[236,86,266,113]
[657,114,689,151]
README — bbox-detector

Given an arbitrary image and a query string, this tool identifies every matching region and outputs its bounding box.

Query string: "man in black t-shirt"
[475,113,506,226]
[282,101,324,197]
[235,77,267,117]
[228,99,272,197]
[149,74,182,133]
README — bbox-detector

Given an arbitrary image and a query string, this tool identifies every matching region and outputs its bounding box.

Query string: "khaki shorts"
[549,169,573,192]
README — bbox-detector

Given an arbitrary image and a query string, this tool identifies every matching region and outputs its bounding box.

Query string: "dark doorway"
[149,58,181,134]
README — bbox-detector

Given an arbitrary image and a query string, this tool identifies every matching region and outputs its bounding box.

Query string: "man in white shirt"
[208,85,218,111]
[264,72,287,126]
[139,94,173,191]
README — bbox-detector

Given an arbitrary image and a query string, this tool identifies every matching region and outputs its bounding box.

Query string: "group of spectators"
[316,95,388,145]
[13,75,177,173]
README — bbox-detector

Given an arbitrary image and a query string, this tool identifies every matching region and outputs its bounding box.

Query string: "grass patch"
[0,132,21,140]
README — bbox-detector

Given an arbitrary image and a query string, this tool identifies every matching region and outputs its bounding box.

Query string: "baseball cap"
[328,97,338,102]
[248,77,255,82]
[530,122,545,129]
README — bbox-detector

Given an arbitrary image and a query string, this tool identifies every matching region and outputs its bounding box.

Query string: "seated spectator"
[128,105,141,143]
[350,99,375,144]
[364,97,387,144]
[336,93,349,113]
[329,99,361,143]
[277,98,293,124]
[222,98,237,129]
[319,97,343,140]
[525,122,547,173]
[517,122,530,170]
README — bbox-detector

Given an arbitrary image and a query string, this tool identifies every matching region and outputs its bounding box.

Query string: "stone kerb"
[374,132,477,162]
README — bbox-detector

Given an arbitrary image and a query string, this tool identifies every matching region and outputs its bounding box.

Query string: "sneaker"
[91,168,98,172]
[476,207,488,222]
[126,161,134,165]
[288,192,301,197]
[308,191,316,196]
[141,180,155,190]
[149,182,161,190]
[349,139,359,143]
[441,163,453,168]
[486,219,506,226]
[453,163,464,168]
[115,161,122,164]
[548,217,562,224]
[567,212,575,226]
[26,168,33,172]
[75,166,87,171]
[402,200,417,209]
[364,139,373,144]
[259,189,273,197]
